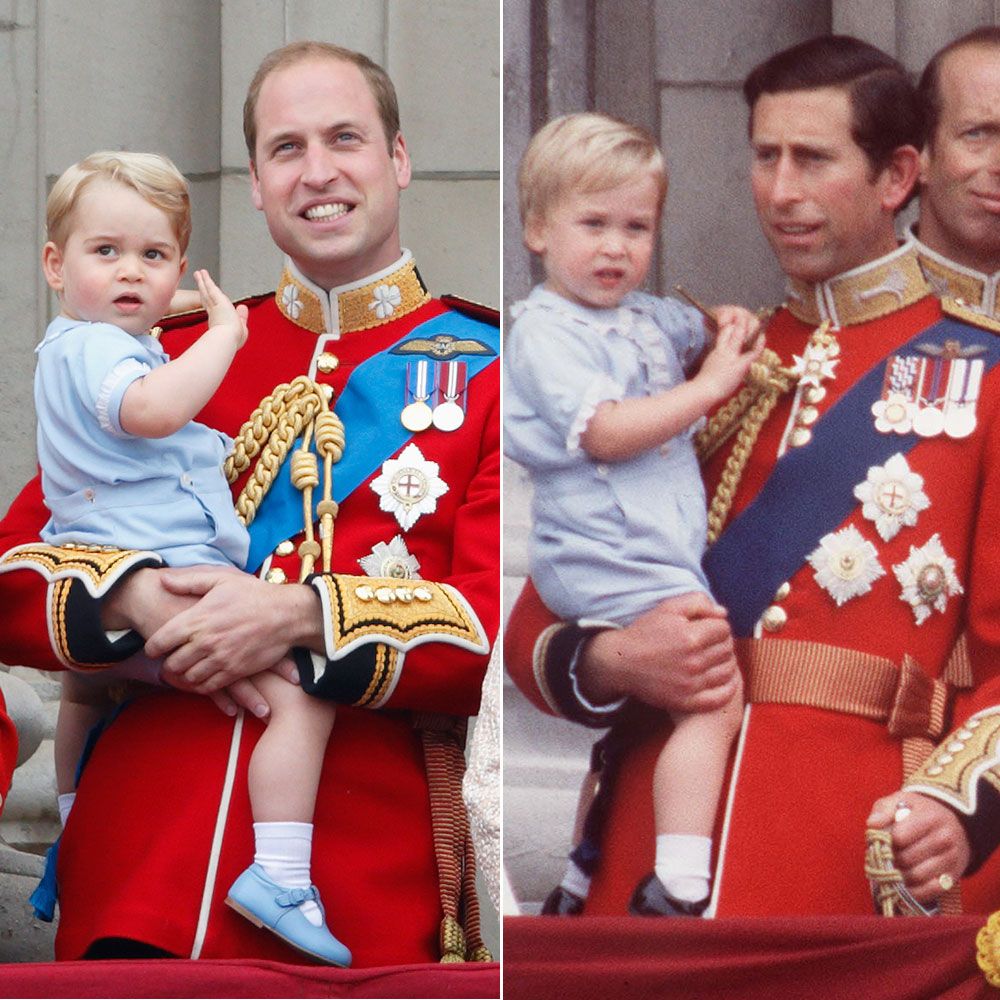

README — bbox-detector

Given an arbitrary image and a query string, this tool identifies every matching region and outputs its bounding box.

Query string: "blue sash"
[703,317,1000,637]
[245,311,499,572]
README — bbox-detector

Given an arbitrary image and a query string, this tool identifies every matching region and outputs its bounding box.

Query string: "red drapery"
[504,915,996,999]
[0,958,499,998]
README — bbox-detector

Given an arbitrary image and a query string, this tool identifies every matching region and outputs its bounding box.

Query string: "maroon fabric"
[504,916,994,999]
[0,959,499,998]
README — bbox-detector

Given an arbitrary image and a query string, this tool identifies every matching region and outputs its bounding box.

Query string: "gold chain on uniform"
[696,321,835,543]
[224,375,345,578]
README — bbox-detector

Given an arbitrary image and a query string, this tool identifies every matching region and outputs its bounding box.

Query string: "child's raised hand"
[194,269,249,349]
[699,306,765,399]
[713,304,761,349]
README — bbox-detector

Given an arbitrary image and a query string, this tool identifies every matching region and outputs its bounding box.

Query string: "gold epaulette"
[309,574,488,663]
[941,297,1000,335]
[0,542,161,598]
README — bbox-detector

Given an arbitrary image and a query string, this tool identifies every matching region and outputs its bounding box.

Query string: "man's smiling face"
[250,56,411,291]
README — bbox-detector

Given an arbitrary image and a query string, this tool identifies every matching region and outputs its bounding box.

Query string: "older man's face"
[750,87,903,284]
[919,45,1000,273]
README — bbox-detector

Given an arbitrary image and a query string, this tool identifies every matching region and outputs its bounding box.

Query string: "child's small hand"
[698,311,765,400]
[712,304,761,349]
[194,269,249,349]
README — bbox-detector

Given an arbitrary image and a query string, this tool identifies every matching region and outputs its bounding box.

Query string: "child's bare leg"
[245,671,336,927]
[54,673,115,822]
[248,671,335,822]
[651,670,744,904]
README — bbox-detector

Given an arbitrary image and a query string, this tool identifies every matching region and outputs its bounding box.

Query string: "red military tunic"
[507,244,1000,915]
[0,252,500,963]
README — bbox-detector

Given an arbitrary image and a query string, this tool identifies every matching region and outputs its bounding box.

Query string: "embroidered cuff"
[295,643,403,708]
[301,572,489,706]
[0,543,161,668]
[904,708,1000,816]
[96,358,150,436]
[540,621,626,728]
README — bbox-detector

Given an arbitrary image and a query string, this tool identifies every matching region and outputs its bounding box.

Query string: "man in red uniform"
[0,41,498,963]
[506,34,1000,916]
[909,27,1000,319]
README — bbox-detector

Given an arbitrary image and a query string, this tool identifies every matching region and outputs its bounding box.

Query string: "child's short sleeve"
[504,305,624,464]
[39,322,156,438]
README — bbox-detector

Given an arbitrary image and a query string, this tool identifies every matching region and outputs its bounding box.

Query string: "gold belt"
[738,637,950,744]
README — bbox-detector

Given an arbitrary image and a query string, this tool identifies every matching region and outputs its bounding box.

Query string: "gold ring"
[938,873,955,892]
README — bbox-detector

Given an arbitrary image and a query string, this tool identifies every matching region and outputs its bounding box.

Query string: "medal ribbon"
[246,311,499,572]
[704,316,1000,636]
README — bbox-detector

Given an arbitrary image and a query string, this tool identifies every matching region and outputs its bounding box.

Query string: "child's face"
[526,172,660,309]
[42,177,186,336]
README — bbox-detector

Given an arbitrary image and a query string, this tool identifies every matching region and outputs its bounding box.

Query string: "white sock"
[560,858,591,900]
[57,792,76,827]
[654,834,712,904]
[253,821,323,927]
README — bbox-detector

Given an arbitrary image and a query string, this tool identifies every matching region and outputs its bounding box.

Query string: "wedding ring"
[938,873,955,892]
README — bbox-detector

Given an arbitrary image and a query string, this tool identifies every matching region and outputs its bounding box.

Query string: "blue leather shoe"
[225,864,352,967]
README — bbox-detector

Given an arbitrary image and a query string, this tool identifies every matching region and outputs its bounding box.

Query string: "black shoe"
[541,884,585,916]
[628,873,708,917]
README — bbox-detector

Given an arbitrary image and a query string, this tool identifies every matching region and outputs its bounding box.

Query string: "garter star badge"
[370,443,449,531]
[853,453,930,542]
[807,525,885,606]
[892,533,963,625]
[358,535,422,579]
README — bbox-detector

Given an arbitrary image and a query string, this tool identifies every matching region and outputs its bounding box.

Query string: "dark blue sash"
[245,311,499,571]
[703,317,1000,636]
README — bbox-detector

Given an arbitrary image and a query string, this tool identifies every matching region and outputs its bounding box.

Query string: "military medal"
[370,443,449,531]
[873,355,919,434]
[401,360,435,432]
[853,453,929,542]
[943,356,983,439]
[432,361,467,432]
[807,525,885,607]
[892,533,963,625]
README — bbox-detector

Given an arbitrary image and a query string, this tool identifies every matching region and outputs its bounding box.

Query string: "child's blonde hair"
[518,112,668,228]
[46,151,192,254]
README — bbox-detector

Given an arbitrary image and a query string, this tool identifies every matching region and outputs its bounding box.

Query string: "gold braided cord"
[705,379,786,544]
[864,829,933,916]
[695,348,798,464]
[700,321,845,544]
[222,376,345,577]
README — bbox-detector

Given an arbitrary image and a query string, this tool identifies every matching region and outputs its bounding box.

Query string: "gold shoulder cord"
[696,344,799,543]
[224,375,344,579]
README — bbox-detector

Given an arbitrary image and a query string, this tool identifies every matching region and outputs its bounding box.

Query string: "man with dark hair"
[0,42,499,965]
[506,33,1000,917]
[910,27,1000,311]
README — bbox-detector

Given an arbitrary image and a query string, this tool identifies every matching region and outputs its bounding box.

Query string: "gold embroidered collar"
[908,226,1000,321]
[785,243,930,328]
[275,250,431,338]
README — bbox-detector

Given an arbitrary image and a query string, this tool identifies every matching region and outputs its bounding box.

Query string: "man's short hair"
[919,27,1000,148]
[518,112,667,228]
[743,34,923,175]
[243,41,400,161]
[46,151,191,254]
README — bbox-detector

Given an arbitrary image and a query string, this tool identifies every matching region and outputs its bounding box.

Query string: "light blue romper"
[35,316,249,570]
[504,285,712,624]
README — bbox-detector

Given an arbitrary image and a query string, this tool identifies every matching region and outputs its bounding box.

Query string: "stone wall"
[502,0,1000,911]
[0,0,500,960]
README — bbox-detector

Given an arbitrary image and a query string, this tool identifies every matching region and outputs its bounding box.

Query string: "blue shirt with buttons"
[35,316,249,569]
